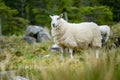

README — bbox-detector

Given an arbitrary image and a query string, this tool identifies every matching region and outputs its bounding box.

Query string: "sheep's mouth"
[53,25,58,28]
[53,26,57,27]
[52,24,56,27]
[52,24,59,28]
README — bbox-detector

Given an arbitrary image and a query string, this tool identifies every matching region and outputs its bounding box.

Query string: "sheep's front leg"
[69,48,73,59]
[60,47,64,60]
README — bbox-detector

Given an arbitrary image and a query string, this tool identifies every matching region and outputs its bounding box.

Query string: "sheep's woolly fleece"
[98,25,110,43]
[50,15,102,51]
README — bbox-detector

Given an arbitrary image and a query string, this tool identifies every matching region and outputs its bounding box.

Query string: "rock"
[50,44,60,52]
[25,25,43,37]
[23,25,51,44]
[0,71,29,80]
[37,31,51,42]
[0,71,16,80]
[10,76,29,80]
[43,54,51,58]
[22,36,36,44]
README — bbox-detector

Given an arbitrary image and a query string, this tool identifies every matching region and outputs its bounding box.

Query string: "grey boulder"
[23,25,51,44]
[50,44,60,52]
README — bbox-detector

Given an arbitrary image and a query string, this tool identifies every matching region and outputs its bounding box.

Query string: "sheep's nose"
[52,24,55,27]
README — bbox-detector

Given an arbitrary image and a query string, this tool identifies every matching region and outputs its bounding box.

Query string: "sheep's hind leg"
[96,49,99,59]
[69,48,73,59]
[90,48,99,59]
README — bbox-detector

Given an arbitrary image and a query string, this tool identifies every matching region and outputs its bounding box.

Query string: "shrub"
[80,6,113,25]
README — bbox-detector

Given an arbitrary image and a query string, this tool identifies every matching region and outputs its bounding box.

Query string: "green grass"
[0,23,120,80]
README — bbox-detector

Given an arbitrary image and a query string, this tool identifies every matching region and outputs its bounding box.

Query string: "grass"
[0,23,120,80]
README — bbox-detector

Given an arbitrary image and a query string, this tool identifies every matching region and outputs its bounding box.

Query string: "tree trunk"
[21,0,26,17]
[64,12,68,21]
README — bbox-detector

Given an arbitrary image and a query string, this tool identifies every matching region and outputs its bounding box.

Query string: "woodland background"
[0,0,120,35]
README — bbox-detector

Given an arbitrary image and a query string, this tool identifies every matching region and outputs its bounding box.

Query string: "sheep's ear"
[59,14,63,18]
[49,15,52,19]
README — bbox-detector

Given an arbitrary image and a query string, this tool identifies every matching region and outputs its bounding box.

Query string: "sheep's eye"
[57,17,60,20]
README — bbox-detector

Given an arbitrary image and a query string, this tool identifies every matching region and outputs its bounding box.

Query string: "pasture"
[0,23,120,80]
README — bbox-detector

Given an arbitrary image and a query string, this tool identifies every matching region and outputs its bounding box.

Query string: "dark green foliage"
[0,2,29,35]
[98,0,120,21]
[0,0,120,35]
[80,6,113,25]
[2,17,29,35]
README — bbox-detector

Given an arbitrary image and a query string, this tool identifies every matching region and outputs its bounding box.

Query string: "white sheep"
[50,14,102,59]
[98,25,110,46]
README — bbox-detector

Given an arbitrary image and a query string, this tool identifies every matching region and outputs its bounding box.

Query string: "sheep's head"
[50,14,63,28]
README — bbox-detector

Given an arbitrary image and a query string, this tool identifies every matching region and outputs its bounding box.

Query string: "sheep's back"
[99,25,110,35]
[68,22,102,48]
